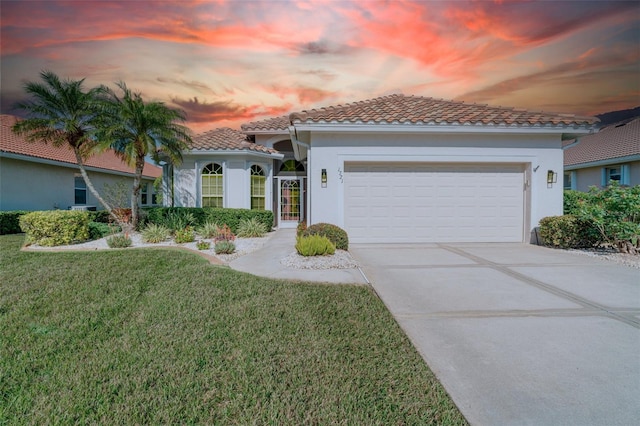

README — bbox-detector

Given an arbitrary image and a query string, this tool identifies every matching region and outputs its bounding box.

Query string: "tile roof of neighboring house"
[241,115,290,133]
[564,117,640,167]
[1,115,162,178]
[188,127,279,154]
[289,94,599,128]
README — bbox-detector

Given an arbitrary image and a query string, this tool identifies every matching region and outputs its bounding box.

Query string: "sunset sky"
[1,0,639,133]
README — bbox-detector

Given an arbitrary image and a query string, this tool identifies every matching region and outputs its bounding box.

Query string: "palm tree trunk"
[130,153,146,229]
[73,148,121,225]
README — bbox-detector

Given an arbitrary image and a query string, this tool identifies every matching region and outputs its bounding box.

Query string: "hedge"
[0,211,29,235]
[301,223,349,250]
[19,210,90,247]
[539,215,600,249]
[143,207,274,233]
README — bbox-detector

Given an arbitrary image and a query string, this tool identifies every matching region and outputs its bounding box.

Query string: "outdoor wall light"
[547,170,557,185]
[321,168,327,188]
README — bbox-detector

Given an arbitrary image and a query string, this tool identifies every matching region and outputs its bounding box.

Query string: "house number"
[338,167,343,183]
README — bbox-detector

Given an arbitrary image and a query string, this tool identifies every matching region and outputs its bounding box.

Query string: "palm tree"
[11,70,121,224]
[98,82,192,228]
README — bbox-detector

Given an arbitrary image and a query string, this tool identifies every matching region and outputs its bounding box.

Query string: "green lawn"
[0,234,466,425]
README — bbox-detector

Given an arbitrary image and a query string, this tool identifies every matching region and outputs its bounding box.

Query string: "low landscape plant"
[197,221,219,239]
[141,223,171,243]
[196,240,211,250]
[214,240,235,254]
[296,220,307,236]
[174,227,195,244]
[301,223,349,250]
[106,233,132,248]
[236,217,268,238]
[88,221,116,240]
[296,234,336,256]
[161,210,198,233]
[19,210,90,246]
[214,224,236,243]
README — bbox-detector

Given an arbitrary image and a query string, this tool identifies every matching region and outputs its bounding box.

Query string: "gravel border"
[560,247,640,269]
[280,250,359,270]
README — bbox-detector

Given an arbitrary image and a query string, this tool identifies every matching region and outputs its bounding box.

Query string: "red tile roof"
[289,94,599,128]
[188,127,280,154]
[241,115,290,133]
[564,117,640,167]
[1,115,162,178]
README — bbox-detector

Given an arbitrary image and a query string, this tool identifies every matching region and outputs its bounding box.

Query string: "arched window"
[250,165,266,210]
[202,163,223,207]
[279,159,305,173]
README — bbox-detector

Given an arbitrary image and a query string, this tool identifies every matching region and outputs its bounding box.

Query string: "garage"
[344,162,526,243]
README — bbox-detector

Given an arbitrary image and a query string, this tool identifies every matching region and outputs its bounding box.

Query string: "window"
[279,159,305,173]
[250,165,266,210]
[74,175,86,204]
[141,183,148,205]
[603,165,629,186]
[202,163,223,207]
[606,167,621,182]
[564,170,576,189]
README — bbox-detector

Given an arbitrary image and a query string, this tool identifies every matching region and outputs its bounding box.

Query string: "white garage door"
[344,163,525,243]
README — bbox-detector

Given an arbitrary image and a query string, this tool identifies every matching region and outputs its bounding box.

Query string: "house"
[169,94,598,243]
[0,114,162,211]
[563,117,640,191]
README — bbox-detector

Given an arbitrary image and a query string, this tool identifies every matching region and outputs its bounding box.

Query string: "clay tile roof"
[188,127,279,154]
[241,115,290,132]
[289,94,599,128]
[564,117,640,166]
[0,115,161,178]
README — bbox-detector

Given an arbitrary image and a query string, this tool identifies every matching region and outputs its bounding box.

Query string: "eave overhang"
[185,149,284,160]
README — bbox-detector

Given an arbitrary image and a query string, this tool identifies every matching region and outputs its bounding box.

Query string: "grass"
[0,234,467,425]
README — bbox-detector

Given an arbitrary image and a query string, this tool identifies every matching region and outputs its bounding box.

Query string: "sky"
[1,0,639,133]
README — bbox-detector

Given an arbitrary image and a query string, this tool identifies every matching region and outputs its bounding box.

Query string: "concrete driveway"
[350,243,640,426]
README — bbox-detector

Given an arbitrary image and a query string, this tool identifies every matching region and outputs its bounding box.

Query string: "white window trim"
[250,163,268,210]
[602,164,629,186]
[74,174,87,205]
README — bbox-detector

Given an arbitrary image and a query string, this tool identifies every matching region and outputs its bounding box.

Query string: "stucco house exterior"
[169,94,598,243]
[0,114,162,211]
[564,117,640,191]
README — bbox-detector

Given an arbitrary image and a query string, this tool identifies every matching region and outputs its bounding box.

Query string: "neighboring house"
[169,94,598,243]
[563,117,640,191]
[0,114,162,211]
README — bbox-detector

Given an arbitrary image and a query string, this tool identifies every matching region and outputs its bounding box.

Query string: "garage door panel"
[344,163,524,243]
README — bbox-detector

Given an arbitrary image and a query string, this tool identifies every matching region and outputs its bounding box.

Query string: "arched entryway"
[276,158,306,228]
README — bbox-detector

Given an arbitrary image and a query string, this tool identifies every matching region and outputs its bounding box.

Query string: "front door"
[278,177,304,228]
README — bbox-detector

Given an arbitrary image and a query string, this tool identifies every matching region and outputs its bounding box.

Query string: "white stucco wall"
[305,131,565,241]
[172,154,275,210]
[0,156,156,211]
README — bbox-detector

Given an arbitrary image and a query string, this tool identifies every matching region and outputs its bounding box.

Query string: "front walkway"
[228,228,367,284]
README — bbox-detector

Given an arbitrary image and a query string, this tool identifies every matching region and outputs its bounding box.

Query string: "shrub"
[196,240,211,250]
[88,222,116,240]
[296,235,336,256]
[0,211,28,235]
[573,182,640,254]
[539,215,600,249]
[162,211,198,233]
[564,190,592,215]
[106,234,132,248]
[197,221,219,239]
[214,240,235,254]
[296,220,307,236]
[205,208,273,233]
[141,223,171,243]
[20,210,90,247]
[301,223,349,250]
[88,210,112,224]
[174,227,195,244]
[143,207,274,233]
[214,224,236,243]
[236,217,268,238]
